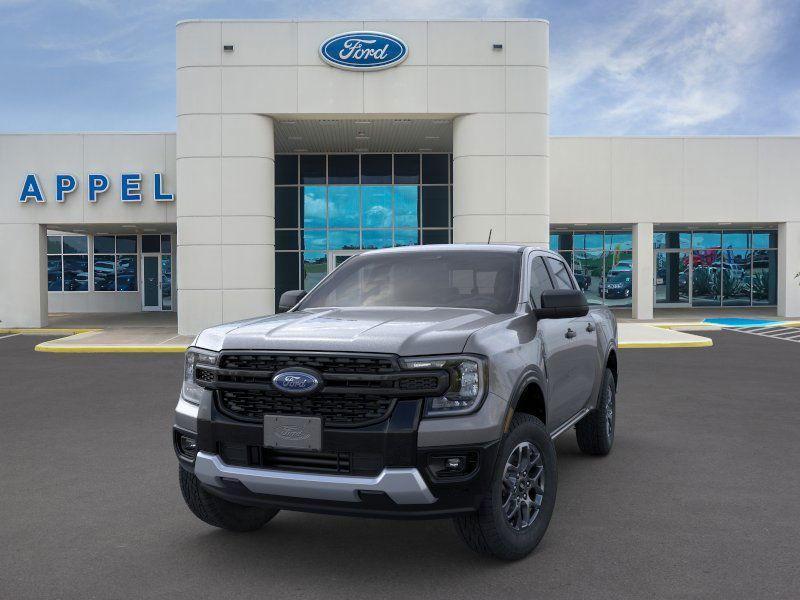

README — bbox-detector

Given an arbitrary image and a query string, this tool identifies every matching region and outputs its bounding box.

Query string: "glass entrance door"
[142,255,161,311]
[328,250,363,272]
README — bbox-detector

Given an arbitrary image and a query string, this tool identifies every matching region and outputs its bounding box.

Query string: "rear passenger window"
[545,257,575,290]
[529,257,554,308]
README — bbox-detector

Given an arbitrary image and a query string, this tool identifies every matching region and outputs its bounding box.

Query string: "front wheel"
[453,414,557,560]
[179,468,279,532]
[575,367,616,455]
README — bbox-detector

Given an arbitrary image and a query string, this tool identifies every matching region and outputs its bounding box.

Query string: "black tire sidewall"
[484,415,557,558]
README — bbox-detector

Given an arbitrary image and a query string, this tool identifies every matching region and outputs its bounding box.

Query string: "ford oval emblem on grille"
[272,369,322,396]
[319,31,408,71]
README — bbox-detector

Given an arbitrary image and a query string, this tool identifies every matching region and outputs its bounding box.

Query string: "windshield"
[608,273,631,283]
[298,250,522,314]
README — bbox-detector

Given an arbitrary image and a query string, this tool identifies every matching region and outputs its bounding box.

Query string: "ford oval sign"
[319,31,408,71]
[272,369,322,396]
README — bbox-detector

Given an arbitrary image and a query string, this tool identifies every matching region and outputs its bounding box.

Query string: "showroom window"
[93,235,139,292]
[549,231,633,307]
[654,229,777,307]
[47,235,89,292]
[274,153,453,303]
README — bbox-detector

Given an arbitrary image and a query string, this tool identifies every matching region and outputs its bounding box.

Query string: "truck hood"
[193,307,507,356]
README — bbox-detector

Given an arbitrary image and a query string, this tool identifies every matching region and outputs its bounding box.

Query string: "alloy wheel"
[501,441,545,531]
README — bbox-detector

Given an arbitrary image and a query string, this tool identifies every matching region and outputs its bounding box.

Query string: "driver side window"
[529,256,554,308]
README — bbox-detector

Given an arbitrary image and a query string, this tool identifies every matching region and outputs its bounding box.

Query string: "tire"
[575,368,616,456]
[179,467,279,532]
[453,414,557,560]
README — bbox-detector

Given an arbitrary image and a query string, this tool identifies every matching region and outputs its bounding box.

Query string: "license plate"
[263,415,322,451]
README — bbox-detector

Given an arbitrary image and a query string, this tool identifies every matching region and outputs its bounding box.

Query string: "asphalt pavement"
[1,331,798,599]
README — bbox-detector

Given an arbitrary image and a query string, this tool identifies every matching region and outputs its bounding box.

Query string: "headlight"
[181,348,218,405]
[400,355,487,417]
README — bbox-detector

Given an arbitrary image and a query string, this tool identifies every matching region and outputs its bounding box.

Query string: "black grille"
[218,442,384,476]
[218,389,395,427]
[219,353,396,375]
[398,376,439,391]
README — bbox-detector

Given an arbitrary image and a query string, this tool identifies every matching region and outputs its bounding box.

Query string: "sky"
[0,0,798,135]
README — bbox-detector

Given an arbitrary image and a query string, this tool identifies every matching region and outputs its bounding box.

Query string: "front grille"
[218,389,395,427]
[219,353,395,375]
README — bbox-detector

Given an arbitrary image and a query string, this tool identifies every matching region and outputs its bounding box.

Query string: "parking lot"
[2,331,799,600]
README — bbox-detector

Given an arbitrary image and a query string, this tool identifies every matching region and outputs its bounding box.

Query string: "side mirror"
[278,290,307,313]
[535,289,589,319]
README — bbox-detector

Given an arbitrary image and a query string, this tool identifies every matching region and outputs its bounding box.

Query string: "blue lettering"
[153,173,174,202]
[56,174,77,202]
[19,174,45,203]
[121,173,142,202]
[87,173,109,202]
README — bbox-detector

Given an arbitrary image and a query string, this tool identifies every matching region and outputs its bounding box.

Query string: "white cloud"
[551,0,792,133]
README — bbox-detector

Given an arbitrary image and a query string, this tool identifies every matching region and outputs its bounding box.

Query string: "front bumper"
[174,390,505,519]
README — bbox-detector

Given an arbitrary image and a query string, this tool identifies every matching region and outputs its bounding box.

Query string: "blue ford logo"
[272,369,321,395]
[319,31,408,71]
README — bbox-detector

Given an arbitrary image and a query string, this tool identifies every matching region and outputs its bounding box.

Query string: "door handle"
[586,322,596,333]
[565,328,577,339]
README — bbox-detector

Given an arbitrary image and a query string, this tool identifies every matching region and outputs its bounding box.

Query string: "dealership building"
[1,18,799,335]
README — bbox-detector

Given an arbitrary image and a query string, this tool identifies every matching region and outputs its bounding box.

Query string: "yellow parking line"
[619,339,713,349]
[35,344,188,353]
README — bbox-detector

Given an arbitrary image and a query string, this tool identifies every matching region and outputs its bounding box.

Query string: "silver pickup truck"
[174,244,618,560]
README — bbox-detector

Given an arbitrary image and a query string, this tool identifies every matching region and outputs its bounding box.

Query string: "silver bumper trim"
[173,396,199,434]
[194,452,437,505]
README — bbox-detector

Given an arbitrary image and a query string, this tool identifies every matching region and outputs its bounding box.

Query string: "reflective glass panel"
[47,256,62,291]
[302,252,327,290]
[394,154,419,184]
[63,235,88,254]
[549,234,559,250]
[362,186,392,228]
[302,229,327,250]
[604,250,633,307]
[421,186,448,228]
[422,229,449,245]
[47,235,61,254]
[300,155,325,184]
[394,186,419,227]
[328,186,359,228]
[362,229,393,249]
[574,250,603,304]
[302,186,326,228]
[329,230,360,250]
[275,230,299,251]
[605,232,632,251]
[691,250,721,306]
[421,154,448,184]
[722,231,750,249]
[394,229,419,247]
[574,233,603,250]
[93,235,114,254]
[722,249,751,306]
[63,255,89,291]
[162,255,172,310]
[94,255,116,291]
[752,230,778,249]
[361,154,391,184]
[116,255,137,291]
[161,235,172,254]
[655,251,690,305]
[276,252,300,303]
[275,155,298,185]
[752,249,777,305]
[692,231,721,249]
[328,155,358,184]
[116,235,137,254]
[141,234,160,253]
[654,231,690,249]
[275,187,299,228]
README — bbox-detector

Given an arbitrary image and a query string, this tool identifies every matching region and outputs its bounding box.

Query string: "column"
[632,222,654,320]
[452,113,549,247]
[0,224,47,327]
[177,114,275,335]
[778,221,800,318]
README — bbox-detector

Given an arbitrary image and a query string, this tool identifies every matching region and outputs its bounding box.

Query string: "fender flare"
[501,368,548,433]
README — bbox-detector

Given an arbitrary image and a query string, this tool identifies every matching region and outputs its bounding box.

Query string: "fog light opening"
[178,434,198,459]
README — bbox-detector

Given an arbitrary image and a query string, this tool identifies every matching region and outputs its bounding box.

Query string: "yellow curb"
[35,343,188,353]
[0,328,101,335]
[619,338,713,349]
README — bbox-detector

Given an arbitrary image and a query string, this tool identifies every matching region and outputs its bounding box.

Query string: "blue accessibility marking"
[703,318,782,327]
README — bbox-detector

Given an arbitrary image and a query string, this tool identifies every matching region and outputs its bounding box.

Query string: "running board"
[550,408,591,440]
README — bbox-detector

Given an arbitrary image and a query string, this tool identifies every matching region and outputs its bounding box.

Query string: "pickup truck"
[174,244,618,560]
